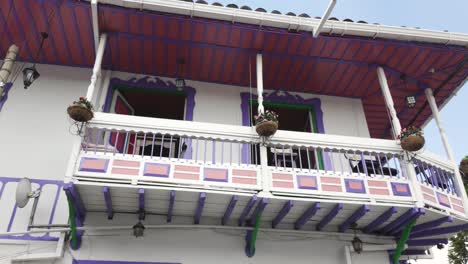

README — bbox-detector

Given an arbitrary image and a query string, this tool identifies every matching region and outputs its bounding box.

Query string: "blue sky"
[216,0,468,162]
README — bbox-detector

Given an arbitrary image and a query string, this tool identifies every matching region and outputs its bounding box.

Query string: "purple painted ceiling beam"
[272,200,293,228]
[411,216,453,234]
[407,238,448,247]
[194,192,206,225]
[316,203,342,231]
[222,195,238,225]
[167,190,175,223]
[138,189,145,220]
[239,195,257,226]
[411,223,468,239]
[364,207,397,233]
[102,187,114,220]
[63,183,86,222]
[248,198,268,226]
[295,203,321,230]
[388,209,425,236]
[379,208,418,234]
[338,205,370,233]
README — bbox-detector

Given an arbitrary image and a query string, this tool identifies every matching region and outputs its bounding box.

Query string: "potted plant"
[254,110,279,137]
[460,156,468,176]
[67,97,94,122]
[398,126,425,152]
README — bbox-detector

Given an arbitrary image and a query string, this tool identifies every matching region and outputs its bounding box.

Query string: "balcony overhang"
[1,0,467,139]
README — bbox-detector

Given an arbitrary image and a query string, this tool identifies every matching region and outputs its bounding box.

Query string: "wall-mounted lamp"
[133,221,145,238]
[351,223,363,254]
[23,32,48,89]
[405,95,416,108]
[175,58,186,89]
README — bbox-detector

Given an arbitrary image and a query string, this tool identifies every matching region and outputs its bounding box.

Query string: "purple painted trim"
[272,200,294,228]
[388,208,425,235]
[411,216,453,234]
[295,202,321,230]
[364,207,397,233]
[203,168,229,182]
[338,205,370,232]
[411,223,468,238]
[167,190,175,223]
[248,198,268,226]
[7,205,17,232]
[194,192,206,224]
[407,238,448,247]
[380,208,418,234]
[316,203,343,231]
[0,234,60,242]
[78,157,109,173]
[0,83,13,112]
[103,77,196,159]
[103,187,114,220]
[436,192,451,208]
[344,179,366,194]
[222,195,238,225]
[296,175,318,190]
[238,195,257,226]
[73,260,180,264]
[391,182,412,196]
[240,91,330,169]
[143,163,170,177]
[138,189,145,211]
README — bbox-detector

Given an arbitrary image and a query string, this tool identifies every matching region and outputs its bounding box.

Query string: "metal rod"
[313,0,337,38]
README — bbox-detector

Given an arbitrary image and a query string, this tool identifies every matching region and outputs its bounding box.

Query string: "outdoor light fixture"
[175,58,186,89]
[437,243,445,249]
[175,78,186,88]
[23,32,48,89]
[351,223,363,254]
[133,221,145,238]
[406,95,416,108]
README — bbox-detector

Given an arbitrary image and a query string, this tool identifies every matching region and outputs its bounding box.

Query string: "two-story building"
[0,0,467,263]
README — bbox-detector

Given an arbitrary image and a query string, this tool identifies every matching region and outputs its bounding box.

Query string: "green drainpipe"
[248,209,264,257]
[393,219,417,264]
[67,196,78,249]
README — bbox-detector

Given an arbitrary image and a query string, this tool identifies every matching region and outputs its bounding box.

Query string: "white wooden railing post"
[377,66,424,207]
[425,88,468,216]
[65,34,107,181]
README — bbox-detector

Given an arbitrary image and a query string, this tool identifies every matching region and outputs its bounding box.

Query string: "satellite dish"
[15,178,34,208]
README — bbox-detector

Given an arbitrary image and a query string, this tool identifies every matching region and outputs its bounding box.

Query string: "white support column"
[86,33,107,103]
[377,66,401,138]
[377,66,424,207]
[256,54,264,114]
[425,88,468,215]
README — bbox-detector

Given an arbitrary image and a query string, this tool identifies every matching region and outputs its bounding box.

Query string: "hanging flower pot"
[67,97,93,122]
[398,126,425,152]
[254,110,279,137]
[460,156,468,176]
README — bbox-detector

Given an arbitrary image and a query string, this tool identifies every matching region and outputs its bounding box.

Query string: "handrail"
[414,151,455,172]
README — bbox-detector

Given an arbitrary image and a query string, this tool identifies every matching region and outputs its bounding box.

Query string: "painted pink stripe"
[367,180,388,188]
[111,167,139,175]
[145,164,169,175]
[113,160,140,168]
[322,184,342,192]
[232,169,256,177]
[298,177,317,188]
[82,159,107,170]
[272,173,293,180]
[232,177,257,185]
[420,185,435,195]
[395,184,409,193]
[174,172,199,180]
[453,205,465,213]
[369,188,390,195]
[423,193,437,204]
[205,169,228,180]
[450,197,463,206]
[174,165,200,173]
[349,181,364,189]
[321,177,341,184]
[273,181,294,188]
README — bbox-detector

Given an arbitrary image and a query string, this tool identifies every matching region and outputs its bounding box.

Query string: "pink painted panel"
[395,184,409,193]
[204,168,228,182]
[420,185,435,195]
[453,205,465,213]
[349,181,364,189]
[273,181,294,188]
[436,192,451,208]
[145,164,170,176]
[367,180,388,188]
[111,167,139,175]
[174,172,199,180]
[272,173,293,180]
[232,169,256,177]
[450,197,463,207]
[369,188,390,195]
[232,177,257,185]
[298,177,317,188]
[423,193,437,204]
[321,177,341,184]
[322,184,342,192]
[174,165,200,173]
[81,159,108,170]
[113,160,140,167]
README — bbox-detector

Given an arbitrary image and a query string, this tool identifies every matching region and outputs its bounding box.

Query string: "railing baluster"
[282,145,286,169]
[221,140,224,165]
[290,146,294,169]
[384,154,392,178]
[338,150,344,175]
[353,150,361,176]
[203,139,207,164]
[123,131,130,155]
[159,134,165,159]
[253,143,257,166]
[168,135,173,159]
[369,152,377,177]
[298,146,303,170]
[314,148,320,171]
[103,129,109,155]
[238,142,241,166]
[195,138,199,162]
[327,149,335,173]
[141,132,147,157]
[229,141,232,165]
[305,147,311,170]
[392,154,399,178]
[132,132,137,157]
[274,145,278,169]
[376,153,384,177]
[94,127,99,154]
[177,136,183,161]
[150,133,156,159]
[113,131,119,155]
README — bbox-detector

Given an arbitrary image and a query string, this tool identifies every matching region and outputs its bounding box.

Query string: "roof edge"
[89,0,468,47]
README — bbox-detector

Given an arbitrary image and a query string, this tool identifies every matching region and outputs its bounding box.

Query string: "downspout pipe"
[0,45,19,95]
[313,0,337,38]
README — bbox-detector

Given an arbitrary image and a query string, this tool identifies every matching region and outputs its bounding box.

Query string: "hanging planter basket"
[460,159,468,176]
[67,103,93,122]
[401,134,425,152]
[255,121,278,137]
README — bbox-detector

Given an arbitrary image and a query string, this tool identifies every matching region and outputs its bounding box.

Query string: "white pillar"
[425,88,468,215]
[256,54,264,114]
[86,33,107,103]
[377,66,401,138]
